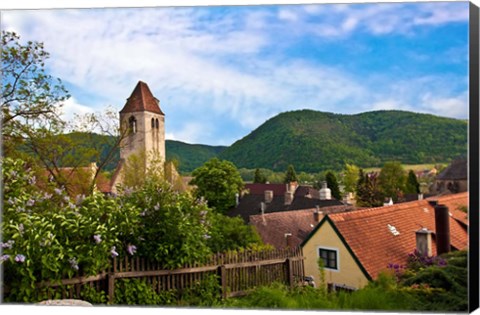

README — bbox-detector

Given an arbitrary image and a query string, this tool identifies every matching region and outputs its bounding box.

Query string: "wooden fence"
[10,247,304,304]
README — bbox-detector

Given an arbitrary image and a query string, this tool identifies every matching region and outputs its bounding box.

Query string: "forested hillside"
[218,110,467,172]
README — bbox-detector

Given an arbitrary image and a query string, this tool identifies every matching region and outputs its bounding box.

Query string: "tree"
[356,169,384,207]
[284,164,298,183]
[253,168,267,184]
[325,171,342,200]
[405,170,420,194]
[189,158,244,213]
[378,161,406,202]
[1,31,70,156]
[342,163,360,194]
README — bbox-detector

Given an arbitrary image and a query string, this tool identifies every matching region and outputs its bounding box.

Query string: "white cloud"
[60,97,95,123]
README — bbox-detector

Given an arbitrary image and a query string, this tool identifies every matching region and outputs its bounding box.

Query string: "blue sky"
[1,1,470,146]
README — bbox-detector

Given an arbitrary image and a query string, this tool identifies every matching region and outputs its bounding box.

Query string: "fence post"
[217,265,227,299]
[286,258,294,288]
[107,273,116,304]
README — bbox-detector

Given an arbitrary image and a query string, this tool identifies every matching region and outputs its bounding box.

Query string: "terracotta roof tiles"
[325,193,468,279]
[120,81,164,115]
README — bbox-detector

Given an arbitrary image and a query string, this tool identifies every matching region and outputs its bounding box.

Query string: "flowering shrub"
[1,157,141,302]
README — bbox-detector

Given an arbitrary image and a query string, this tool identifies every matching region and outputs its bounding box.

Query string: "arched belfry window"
[129,116,137,134]
[155,118,159,129]
[151,118,155,129]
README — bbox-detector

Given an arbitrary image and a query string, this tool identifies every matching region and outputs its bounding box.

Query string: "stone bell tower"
[119,81,166,167]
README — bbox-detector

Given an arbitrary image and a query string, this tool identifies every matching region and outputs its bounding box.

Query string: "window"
[155,118,159,129]
[151,118,155,129]
[319,248,338,270]
[128,116,137,134]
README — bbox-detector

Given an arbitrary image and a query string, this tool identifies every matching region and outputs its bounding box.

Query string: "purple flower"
[69,257,79,271]
[127,244,137,256]
[203,234,211,240]
[7,197,15,205]
[140,210,147,217]
[68,202,76,210]
[43,192,53,200]
[18,224,24,234]
[26,199,35,207]
[75,194,85,205]
[54,187,63,195]
[110,246,119,258]
[15,254,25,263]
[28,176,36,185]
[63,196,71,203]
[93,234,102,244]
[9,170,18,177]
[123,187,133,196]
[0,254,10,262]
[1,240,15,249]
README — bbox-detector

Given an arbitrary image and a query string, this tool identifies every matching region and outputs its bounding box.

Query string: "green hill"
[218,110,467,172]
[165,140,226,173]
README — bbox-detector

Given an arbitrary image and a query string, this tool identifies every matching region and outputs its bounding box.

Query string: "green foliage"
[405,170,420,194]
[342,163,360,193]
[218,110,467,173]
[177,274,222,307]
[114,279,173,305]
[325,171,341,200]
[166,140,226,173]
[1,31,70,156]
[120,177,212,269]
[206,213,263,253]
[1,157,140,302]
[81,285,108,304]
[378,161,406,202]
[253,168,267,183]
[284,164,298,183]
[190,158,244,213]
[355,169,384,207]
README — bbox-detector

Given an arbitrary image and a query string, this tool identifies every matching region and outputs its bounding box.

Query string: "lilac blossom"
[28,176,36,185]
[68,202,76,210]
[54,187,63,195]
[93,234,102,244]
[15,254,26,263]
[127,245,137,256]
[26,199,35,207]
[43,192,53,200]
[69,257,79,271]
[9,170,18,177]
[7,197,15,205]
[0,254,10,262]
[1,240,15,249]
[63,196,71,203]
[123,187,133,196]
[18,224,24,235]
[110,246,119,258]
[75,194,86,205]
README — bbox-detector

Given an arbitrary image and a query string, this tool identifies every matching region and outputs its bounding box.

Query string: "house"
[435,158,468,194]
[249,205,353,249]
[300,192,468,290]
[36,162,111,197]
[228,181,345,222]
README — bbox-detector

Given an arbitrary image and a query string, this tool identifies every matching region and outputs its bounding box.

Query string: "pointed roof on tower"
[119,81,164,115]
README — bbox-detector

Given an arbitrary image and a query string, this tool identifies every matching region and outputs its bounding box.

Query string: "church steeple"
[120,81,164,115]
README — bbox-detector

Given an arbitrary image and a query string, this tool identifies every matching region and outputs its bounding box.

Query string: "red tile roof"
[120,81,164,115]
[323,193,468,279]
[250,205,353,249]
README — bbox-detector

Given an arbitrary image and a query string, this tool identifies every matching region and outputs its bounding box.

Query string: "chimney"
[319,182,331,200]
[434,204,451,255]
[428,200,438,207]
[415,228,433,257]
[264,190,274,203]
[285,233,293,248]
[284,191,293,205]
[289,181,298,193]
[261,202,266,224]
[418,194,424,201]
[313,207,322,223]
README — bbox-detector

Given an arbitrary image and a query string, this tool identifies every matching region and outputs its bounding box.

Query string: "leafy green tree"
[190,158,244,213]
[378,161,406,202]
[253,168,267,184]
[284,164,298,183]
[356,170,384,207]
[405,170,420,194]
[342,163,360,194]
[206,213,263,253]
[325,171,341,200]
[1,31,70,156]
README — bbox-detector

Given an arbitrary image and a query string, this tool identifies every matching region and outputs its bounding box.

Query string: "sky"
[0,1,470,146]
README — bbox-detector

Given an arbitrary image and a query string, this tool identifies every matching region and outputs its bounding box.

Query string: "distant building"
[435,158,468,194]
[228,181,344,223]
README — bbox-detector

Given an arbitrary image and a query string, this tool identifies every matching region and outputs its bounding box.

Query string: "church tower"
[119,81,166,168]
